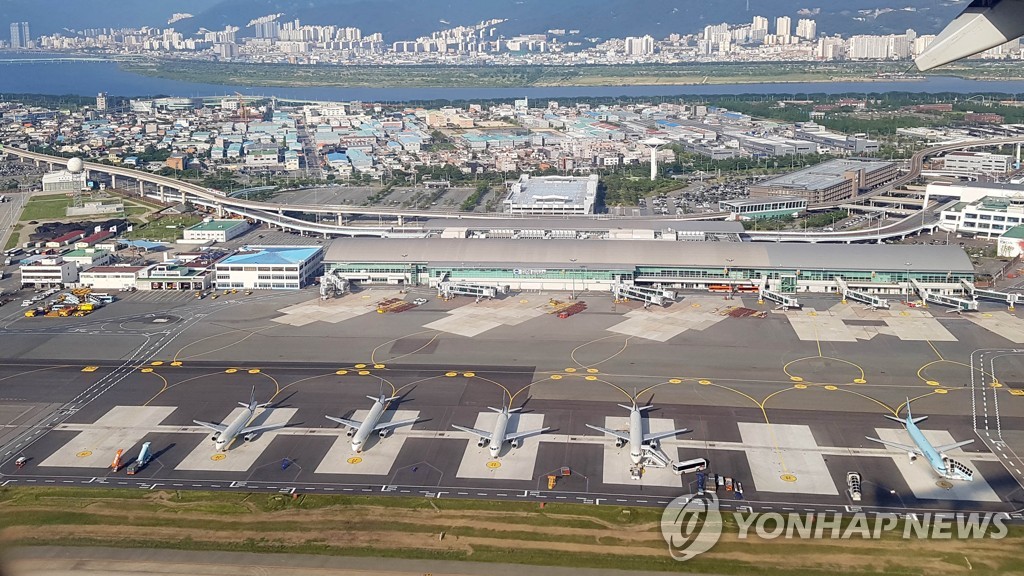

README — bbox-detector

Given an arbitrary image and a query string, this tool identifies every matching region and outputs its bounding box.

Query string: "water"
[3,57,1024,102]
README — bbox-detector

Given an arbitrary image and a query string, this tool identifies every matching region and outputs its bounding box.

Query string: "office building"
[214,246,324,290]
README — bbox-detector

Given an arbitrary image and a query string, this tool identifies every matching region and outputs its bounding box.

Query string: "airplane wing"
[326,415,363,429]
[866,436,921,455]
[916,0,1024,71]
[193,420,227,432]
[503,427,550,443]
[643,428,690,443]
[452,424,492,439]
[586,424,630,442]
[240,422,287,435]
[935,439,975,453]
[372,417,418,432]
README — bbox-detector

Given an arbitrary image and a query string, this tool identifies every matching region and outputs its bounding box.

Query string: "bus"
[671,457,708,475]
[707,285,732,293]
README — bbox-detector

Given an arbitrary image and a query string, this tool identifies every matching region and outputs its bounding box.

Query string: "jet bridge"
[437,281,506,301]
[642,445,671,468]
[834,276,890,309]
[611,282,675,307]
[319,273,348,300]
[961,279,1018,310]
[758,288,801,310]
[910,279,978,311]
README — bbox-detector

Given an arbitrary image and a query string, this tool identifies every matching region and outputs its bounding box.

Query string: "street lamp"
[905,261,912,304]
[570,258,578,299]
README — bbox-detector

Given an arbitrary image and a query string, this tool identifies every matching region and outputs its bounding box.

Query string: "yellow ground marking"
[361,295,370,299]
[355,364,367,369]
[336,370,348,375]
[81,366,98,372]
[141,371,170,406]
[783,356,866,383]
[358,370,371,376]
[140,368,153,373]
[698,380,712,385]
[587,368,599,374]
[76,451,92,458]
[807,311,817,317]
[899,311,910,317]
[824,385,838,391]
[669,379,682,384]
[150,361,163,366]
[463,372,476,377]
[519,299,529,304]
[935,389,949,394]
[247,369,261,374]
[569,334,630,369]
[173,325,275,362]
[927,340,945,361]
[370,330,439,364]
[170,361,182,367]
[373,364,386,369]
[210,454,226,461]
[551,375,563,380]
[917,359,994,384]
[565,368,577,373]
[691,303,701,308]
[983,313,994,318]
[585,375,598,381]
[927,380,940,386]
[445,372,458,377]
[790,376,804,382]
[781,474,798,483]
[991,381,1004,388]
[487,461,502,469]
[347,457,363,465]
[1010,389,1024,396]
[794,384,808,389]
[469,374,514,404]
[853,378,867,384]
[225,368,238,374]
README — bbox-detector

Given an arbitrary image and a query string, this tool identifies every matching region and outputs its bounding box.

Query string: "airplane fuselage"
[629,408,643,464]
[214,406,255,451]
[490,410,510,458]
[906,420,971,481]
[352,400,387,452]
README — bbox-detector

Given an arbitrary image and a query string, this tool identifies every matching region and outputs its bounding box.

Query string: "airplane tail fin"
[637,405,655,412]
[369,394,400,403]
[617,403,636,411]
[507,407,522,413]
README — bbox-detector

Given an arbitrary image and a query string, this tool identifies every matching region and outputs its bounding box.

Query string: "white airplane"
[453,405,549,458]
[587,401,689,464]
[326,394,418,453]
[193,386,287,451]
[866,401,975,481]
[917,0,1024,70]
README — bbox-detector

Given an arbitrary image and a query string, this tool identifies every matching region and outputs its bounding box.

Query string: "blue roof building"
[214,246,324,290]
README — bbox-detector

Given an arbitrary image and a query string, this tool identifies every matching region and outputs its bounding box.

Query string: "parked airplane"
[453,405,549,458]
[917,0,1024,70]
[866,401,975,481]
[326,394,418,453]
[194,386,287,451]
[587,401,689,464]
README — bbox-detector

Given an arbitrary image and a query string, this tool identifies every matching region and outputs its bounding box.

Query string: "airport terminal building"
[323,239,974,295]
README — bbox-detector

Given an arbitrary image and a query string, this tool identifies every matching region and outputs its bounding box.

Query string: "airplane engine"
[477,438,487,448]
[614,439,625,448]
[908,452,917,462]
[210,434,219,441]
[346,429,354,437]
[379,429,390,439]
[510,438,520,449]
[648,440,659,450]
[243,432,257,442]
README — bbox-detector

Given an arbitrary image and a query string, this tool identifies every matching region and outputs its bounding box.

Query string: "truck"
[126,441,152,475]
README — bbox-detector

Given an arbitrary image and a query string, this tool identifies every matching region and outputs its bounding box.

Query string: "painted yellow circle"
[140,368,154,373]
[586,368,599,374]
[248,369,261,374]
[935,388,949,394]
[519,299,529,304]
[691,303,701,308]
[150,361,164,366]
[347,457,363,464]
[361,295,370,299]
[698,380,712,385]
[900,311,910,317]
[565,368,577,373]
[808,312,817,317]
[794,384,808,389]
[445,371,458,377]
[585,376,598,381]
[854,378,867,384]
[926,380,940,386]
[358,370,371,376]
[336,370,348,375]
[373,364,386,369]
[170,361,182,366]
[355,363,366,369]
[211,454,226,461]
[551,375,563,380]
[781,474,798,483]
[225,368,238,374]
[669,379,682,384]
[76,451,92,458]
[790,376,804,382]
[486,461,502,469]
[824,385,838,391]
[991,381,1004,388]
[983,313,993,318]
[463,372,475,378]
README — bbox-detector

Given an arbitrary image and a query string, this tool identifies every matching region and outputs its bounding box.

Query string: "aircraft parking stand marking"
[873,428,1001,502]
[455,412,546,480]
[175,407,297,472]
[423,298,546,338]
[40,406,176,468]
[606,298,730,342]
[738,423,838,495]
[315,409,419,476]
[598,416,683,487]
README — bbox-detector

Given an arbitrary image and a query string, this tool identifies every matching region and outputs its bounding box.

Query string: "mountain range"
[2,0,967,40]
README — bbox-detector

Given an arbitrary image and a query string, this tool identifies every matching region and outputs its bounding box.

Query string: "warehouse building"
[323,239,973,295]
[182,219,252,243]
[748,158,897,204]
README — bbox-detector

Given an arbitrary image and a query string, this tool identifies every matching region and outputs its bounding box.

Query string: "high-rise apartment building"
[96,92,107,111]
[9,22,19,49]
[796,19,817,40]
[775,16,792,38]
[624,35,655,56]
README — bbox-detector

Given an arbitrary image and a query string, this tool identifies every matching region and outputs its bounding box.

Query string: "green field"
[17,194,74,221]
[122,214,204,242]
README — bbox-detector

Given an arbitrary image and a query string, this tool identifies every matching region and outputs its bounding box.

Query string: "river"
[2,56,1024,102]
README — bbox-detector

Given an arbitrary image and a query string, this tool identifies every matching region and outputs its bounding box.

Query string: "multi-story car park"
[942,151,1013,175]
[323,239,973,295]
[748,158,898,204]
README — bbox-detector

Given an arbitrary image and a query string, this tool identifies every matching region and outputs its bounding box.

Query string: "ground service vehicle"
[847,471,862,501]
[672,457,709,475]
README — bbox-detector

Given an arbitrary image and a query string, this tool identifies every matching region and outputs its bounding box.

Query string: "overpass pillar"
[217,203,224,218]
[110,174,116,189]
[398,215,404,226]
[159,185,166,203]
[180,190,186,203]
[138,180,144,196]
[338,212,346,225]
